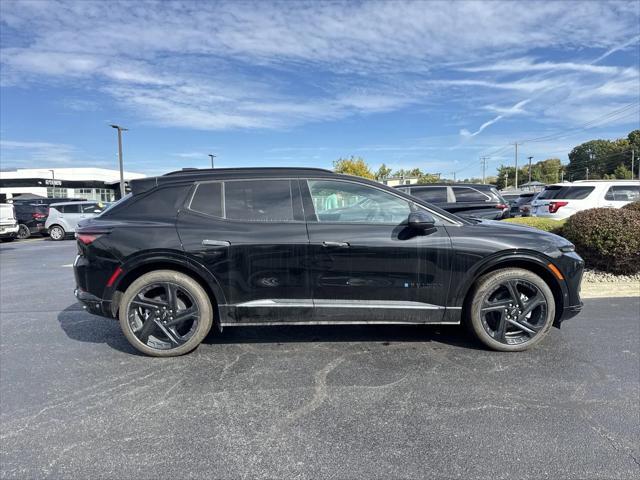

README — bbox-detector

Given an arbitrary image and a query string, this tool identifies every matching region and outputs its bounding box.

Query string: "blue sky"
[1,0,639,179]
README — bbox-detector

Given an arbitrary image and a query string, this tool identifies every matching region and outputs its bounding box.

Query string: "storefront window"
[47,187,69,198]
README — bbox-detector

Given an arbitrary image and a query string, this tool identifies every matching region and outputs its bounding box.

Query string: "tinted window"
[190,182,223,217]
[411,187,448,203]
[604,185,640,201]
[225,180,294,222]
[60,204,80,214]
[538,186,595,200]
[308,180,411,224]
[452,187,490,202]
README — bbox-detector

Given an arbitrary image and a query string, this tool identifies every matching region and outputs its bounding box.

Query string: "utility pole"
[586,167,589,180]
[453,171,457,182]
[561,170,564,182]
[514,143,520,190]
[208,154,216,168]
[527,156,533,185]
[504,172,508,189]
[587,148,594,181]
[631,149,635,180]
[480,156,488,184]
[110,124,128,198]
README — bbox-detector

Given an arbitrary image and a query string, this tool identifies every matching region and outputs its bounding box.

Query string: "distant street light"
[110,124,128,198]
[48,169,55,180]
[208,153,216,168]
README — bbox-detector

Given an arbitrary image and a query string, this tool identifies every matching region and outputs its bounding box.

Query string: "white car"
[531,180,640,220]
[45,201,107,240]
[0,203,19,242]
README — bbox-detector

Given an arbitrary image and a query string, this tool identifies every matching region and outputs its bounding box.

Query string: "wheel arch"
[458,254,566,325]
[109,255,226,328]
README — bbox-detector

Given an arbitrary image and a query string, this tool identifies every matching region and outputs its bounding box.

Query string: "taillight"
[76,233,101,245]
[548,201,568,214]
[495,203,508,210]
[32,213,46,220]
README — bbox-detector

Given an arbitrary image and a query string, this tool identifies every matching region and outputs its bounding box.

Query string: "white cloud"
[0,0,638,133]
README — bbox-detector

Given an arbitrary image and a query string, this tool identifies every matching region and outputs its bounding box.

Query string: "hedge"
[561,208,640,275]
[621,201,640,213]
[503,217,566,234]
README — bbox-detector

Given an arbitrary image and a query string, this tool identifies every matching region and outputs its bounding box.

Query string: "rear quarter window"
[452,186,490,202]
[190,182,223,217]
[604,185,640,201]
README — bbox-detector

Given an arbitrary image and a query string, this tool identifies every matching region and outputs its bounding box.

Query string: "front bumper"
[0,224,19,238]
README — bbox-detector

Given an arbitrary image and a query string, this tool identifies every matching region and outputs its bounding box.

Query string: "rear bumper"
[0,224,19,238]
[74,287,114,319]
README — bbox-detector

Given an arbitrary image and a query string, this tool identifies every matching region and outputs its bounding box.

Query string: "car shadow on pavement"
[57,303,140,355]
[204,323,483,350]
[57,303,483,354]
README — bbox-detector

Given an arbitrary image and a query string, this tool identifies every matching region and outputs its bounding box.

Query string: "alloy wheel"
[17,225,30,239]
[479,279,548,345]
[126,282,200,350]
[49,226,64,240]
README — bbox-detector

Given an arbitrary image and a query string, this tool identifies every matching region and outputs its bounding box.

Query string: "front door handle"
[322,241,350,248]
[202,239,231,247]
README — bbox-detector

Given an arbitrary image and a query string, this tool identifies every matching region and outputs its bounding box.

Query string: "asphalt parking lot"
[1,238,639,479]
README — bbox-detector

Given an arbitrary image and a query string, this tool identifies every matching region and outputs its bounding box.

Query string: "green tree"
[613,163,632,179]
[333,156,375,179]
[374,163,392,181]
[417,173,440,184]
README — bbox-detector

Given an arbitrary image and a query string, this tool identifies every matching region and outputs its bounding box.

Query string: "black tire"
[468,268,555,352]
[1,237,15,242]
[17,224,31,239]
[119,270,213,357]
[49,225,65,241]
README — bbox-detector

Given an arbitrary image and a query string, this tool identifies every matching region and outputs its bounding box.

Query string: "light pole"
[208,154,216,168]
[527,156,533,186]
[110,124,128,198]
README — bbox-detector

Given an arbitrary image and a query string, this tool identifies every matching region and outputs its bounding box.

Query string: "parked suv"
[14,203,49,239]
[396,184,510,220]
[0,203,19,242]
[74,168,583,357]
[531,180,640,219]
[45,201,107,240]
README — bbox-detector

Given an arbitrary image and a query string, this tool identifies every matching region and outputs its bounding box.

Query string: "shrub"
[503,217,566,234]
[561,208,640,274]
[621,201,640,213]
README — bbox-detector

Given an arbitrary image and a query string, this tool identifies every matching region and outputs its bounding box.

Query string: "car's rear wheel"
[49,225,65,241]
[119,270,213,357]
[17,224,31,239]
[468,268,555,352]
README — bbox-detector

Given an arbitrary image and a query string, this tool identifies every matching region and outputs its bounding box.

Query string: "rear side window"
[411,187,448,203]
[604,185,640,201]
[452,187,490,202]
[539,186,595,200]
[60,204,80,213]
[190,182,223,217]
[225,180,294,222]
[80,203,106,214]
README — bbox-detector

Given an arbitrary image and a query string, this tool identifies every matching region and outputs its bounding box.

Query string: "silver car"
[45,201,107,240]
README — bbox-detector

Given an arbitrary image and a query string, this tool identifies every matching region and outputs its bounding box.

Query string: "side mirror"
[408,211,436,230]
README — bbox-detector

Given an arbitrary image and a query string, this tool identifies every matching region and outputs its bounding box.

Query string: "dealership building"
[0,168,146,203]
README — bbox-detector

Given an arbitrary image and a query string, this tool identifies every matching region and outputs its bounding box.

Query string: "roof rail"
[163,167,333,176]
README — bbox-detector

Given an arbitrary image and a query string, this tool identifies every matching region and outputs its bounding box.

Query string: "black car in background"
[74,168,583,357]
[395,183,510,220]
[14,203,49,239]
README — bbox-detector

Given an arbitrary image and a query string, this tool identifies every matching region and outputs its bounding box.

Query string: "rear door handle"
[322,241,350,248]
[202,239,231,247]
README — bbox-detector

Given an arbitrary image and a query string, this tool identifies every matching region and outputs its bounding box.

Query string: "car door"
[177,178,311,324]
[60,204,82,231]
[302,178,452,323]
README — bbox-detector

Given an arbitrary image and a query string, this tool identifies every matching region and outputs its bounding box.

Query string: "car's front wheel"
[119,270,214,357]
[468,268,555,352]
[48,225,65,241]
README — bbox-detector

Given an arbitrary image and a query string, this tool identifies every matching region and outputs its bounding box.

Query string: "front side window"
[604,185,640,201]
[81,203,106,214]
[190,182,223,217]
[307,179,412,224]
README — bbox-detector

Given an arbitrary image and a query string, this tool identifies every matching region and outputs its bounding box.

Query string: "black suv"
[13,203,49,239]
[396,183,510,220]
[74,168,583,356]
